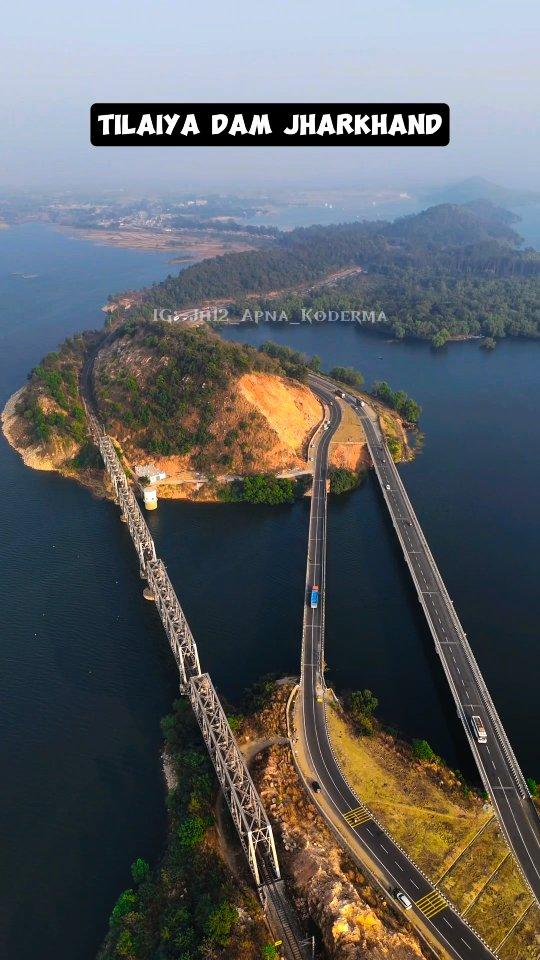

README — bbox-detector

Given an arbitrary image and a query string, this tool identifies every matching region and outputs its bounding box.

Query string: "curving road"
[298,377,499,960]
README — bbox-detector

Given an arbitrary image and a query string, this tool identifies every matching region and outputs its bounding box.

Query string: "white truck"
[470,715,487,743]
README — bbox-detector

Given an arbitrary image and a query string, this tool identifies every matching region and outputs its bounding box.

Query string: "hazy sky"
[2,0,538,193]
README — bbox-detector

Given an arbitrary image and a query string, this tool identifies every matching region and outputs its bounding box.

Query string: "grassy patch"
[326,704,537,955]
[439,818,508,908]
[327,707,489,876]
[466,853,532,947]
[499,904,540,960]
[379,411,407,461]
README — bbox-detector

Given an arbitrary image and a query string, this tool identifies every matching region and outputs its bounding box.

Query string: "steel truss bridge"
[86,411,307,960]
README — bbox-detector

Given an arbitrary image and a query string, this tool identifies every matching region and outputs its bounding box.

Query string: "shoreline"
[56,224,260,260]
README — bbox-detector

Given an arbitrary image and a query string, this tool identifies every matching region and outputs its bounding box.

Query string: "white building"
[135,464,167,484]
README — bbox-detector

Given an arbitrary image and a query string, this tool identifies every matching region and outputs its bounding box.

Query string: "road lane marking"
[343,806,371,827]
[415,890,448,919]
[302,388,494,959]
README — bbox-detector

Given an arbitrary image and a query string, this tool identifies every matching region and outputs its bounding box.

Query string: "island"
[4,198,538,960]
[2,319,414,507]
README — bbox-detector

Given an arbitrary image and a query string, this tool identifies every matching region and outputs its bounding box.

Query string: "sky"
[1,0,539,193]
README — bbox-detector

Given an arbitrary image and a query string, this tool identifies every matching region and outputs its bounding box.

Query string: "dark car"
[311,780,321,793]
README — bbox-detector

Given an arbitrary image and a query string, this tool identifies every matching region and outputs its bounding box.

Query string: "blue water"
[0,225,179,959]
[221,323,540,781]
[1,219,539,960]
[244,195,540,248]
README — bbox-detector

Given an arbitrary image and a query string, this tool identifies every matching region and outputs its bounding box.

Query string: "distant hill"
[387,200,520,245]
[126,200,535,319]
[423,177,540,208]
[105,201,539,346]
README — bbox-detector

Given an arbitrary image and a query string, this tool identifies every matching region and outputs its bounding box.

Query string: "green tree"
[242,474,295,505]
[115,928,135,958]
[131,857,150,885]
[412,739,436,761]
[348,689,378,735]
[226,714,243,733]
[177,815,207,848]
[386,436,402,461]
[401,397,421,423]
[431,329,450,348]
[329,467,362,495]
[110,889,138,926]
[349,689,378,718]
[204,901,238,946]
[330,365,364,388]
[526,778,538,796]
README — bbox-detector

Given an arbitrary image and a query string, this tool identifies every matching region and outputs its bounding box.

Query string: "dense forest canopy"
[121,202,539,343]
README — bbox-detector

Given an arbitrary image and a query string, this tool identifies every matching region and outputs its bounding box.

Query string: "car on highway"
[311,780,321,792]
[385,483,391,491]
[393,889,413,910]
[470,715,487,743]
[310,584,320,608]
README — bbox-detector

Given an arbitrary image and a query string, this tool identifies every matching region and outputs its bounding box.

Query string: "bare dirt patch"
[329,399,368,471]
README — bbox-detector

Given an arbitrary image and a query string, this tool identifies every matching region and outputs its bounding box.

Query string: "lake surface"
[0,224,180,960]
[0,221,539,960]
[221,322,540,781]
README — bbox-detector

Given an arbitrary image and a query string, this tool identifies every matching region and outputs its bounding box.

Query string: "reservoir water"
[0,221,539,960]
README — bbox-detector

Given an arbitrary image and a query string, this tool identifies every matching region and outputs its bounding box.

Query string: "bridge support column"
[247,831,261,887]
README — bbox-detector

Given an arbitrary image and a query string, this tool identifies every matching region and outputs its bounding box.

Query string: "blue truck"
[310,584,320,608]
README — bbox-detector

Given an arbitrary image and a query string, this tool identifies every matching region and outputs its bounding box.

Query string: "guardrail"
[357,408,540,907]
[366,416,530,800]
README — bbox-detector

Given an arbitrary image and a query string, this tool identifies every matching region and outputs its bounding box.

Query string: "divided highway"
[347,388,540,907]
[297,378,498,960]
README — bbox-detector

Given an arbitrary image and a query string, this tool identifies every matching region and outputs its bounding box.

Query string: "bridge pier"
[85,413,315,952]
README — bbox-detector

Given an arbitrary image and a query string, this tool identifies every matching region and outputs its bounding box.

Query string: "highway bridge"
[348,389,540,907]
[296,376,506,960]
[81,396,308,960]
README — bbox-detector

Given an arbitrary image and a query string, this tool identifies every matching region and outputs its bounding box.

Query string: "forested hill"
[134,201,539,315]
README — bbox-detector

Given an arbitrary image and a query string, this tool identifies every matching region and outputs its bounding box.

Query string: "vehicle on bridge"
[310,584,320,608]
[471,715,487,743]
